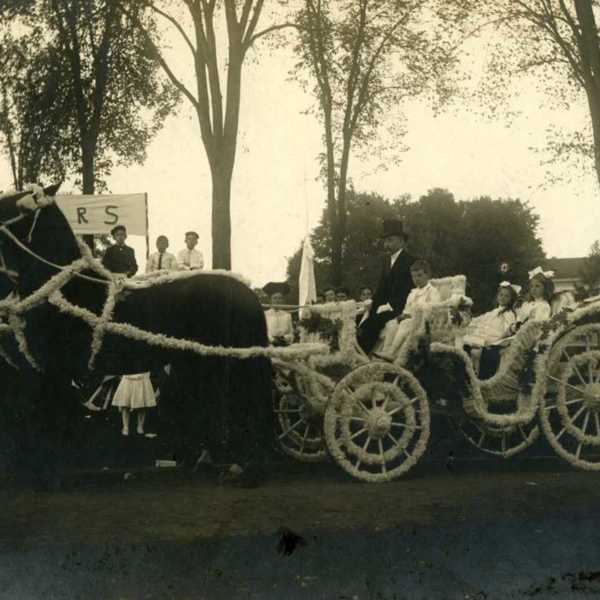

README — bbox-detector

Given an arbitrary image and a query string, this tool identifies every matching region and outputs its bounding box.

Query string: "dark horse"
[0,186,276,485]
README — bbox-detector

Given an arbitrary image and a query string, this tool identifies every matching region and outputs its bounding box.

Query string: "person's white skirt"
[111,373,157,410]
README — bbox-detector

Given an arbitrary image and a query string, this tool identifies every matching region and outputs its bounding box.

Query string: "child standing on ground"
[112,372,157,436]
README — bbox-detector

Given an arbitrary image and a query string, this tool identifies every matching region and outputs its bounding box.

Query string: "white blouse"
[265,309,294,344]
[403,283,441,315]
[177,248,204,270]
[464,307,516,346]
[516,300,551,324]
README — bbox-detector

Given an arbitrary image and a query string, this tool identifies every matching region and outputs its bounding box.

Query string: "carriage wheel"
[273,368,327,462]
[324,362,430,483]
[450,416,539,458]
[542,324,600,469]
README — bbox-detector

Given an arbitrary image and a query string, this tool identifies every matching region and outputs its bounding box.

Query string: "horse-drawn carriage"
[271,276,600,482]
[3,184,600,485]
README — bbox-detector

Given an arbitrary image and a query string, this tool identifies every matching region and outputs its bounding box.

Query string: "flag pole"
[144,192,149,260]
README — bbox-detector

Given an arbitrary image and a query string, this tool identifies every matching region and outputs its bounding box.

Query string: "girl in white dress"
[464,282,519,347]
[509,267,554,335]
[463,282,519,374]
[383,260,441,355]
[112,372,157,436]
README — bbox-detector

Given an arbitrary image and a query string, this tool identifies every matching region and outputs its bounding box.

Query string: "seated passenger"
[478,268,554,380]
[463,281,519,375]
[263,281,294,346]
[323,287,336,303]
[381,259,441,355]
[356,286,373,327]
[509,267,554,334]
[336,287,349,302]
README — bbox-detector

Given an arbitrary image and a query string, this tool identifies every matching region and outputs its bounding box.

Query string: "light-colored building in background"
[546,257,587,292]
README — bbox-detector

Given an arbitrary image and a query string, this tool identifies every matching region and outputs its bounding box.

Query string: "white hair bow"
[528,266,554,280]
[499,280,522,294]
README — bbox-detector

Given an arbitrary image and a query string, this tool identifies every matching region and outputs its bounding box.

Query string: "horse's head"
[0,182,82,296]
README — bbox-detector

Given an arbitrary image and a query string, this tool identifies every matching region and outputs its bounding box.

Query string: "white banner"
[55,194,148,236]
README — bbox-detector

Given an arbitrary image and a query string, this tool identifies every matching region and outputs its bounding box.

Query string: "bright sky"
[2,16,599,288]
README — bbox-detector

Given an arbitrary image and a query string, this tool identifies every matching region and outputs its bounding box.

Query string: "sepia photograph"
[1,1,600,598]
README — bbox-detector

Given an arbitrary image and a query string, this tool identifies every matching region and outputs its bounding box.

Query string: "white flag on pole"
[298,237,317,314]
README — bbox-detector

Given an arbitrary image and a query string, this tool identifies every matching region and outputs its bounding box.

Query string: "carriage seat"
[420,275,473,343]
[298,299,360,359]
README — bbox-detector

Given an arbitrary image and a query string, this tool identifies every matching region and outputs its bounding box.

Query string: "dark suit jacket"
[358,250,415,353]
[102,244,138,277]
[371,250,415,316]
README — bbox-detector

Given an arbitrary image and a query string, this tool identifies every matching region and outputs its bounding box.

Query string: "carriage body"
[274,276,600,482]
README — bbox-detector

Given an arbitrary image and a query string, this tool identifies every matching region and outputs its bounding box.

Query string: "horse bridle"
[0,213,27,285]
[0,210,110,286]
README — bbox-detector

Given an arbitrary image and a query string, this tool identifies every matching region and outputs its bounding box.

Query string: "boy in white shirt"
[381,259,441,355]
[146,235,177,273]
[177,231,204,270]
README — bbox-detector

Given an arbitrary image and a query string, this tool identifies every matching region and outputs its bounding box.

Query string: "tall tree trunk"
[81,137,95,252]
[211,166,232,270]
[574,0,600,189]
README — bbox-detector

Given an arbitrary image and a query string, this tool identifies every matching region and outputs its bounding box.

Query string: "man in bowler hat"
[102,225,138,277]
[357,219,414,354]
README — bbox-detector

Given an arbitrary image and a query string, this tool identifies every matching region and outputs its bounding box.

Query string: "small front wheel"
[324,362,430,482]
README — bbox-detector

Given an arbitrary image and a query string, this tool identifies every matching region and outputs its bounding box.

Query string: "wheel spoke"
[349,416,367,424]
[358,401,371,416]
[387,397,418,416]
[386,432,400,446]
[547,374,584,395]
[349,427,367,441]
[570,405,586,425]
[300,425,309,454]
[556,426,567,441]
[391,422,421,431]
[278,419,304,440]
[274,408,301,414]
[379,439,386,474]
[501,434,507,453]
[581,411,590,436]
[478,431,486,447]
[565,397,584,406]
[576,441,583,459]
[362,436,372,452]
[518,425,528,441]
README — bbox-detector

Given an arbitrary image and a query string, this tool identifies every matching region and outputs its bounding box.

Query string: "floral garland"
[538,322,600,470]
[0,240,328,369]
[299,311,343,351]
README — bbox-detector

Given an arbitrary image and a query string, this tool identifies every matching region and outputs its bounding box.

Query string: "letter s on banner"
[104,205,119,225]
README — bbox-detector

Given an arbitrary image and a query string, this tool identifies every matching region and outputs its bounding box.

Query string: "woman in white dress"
[112,372,157,436]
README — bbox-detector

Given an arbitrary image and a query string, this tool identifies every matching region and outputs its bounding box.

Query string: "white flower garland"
[0,240,328,370]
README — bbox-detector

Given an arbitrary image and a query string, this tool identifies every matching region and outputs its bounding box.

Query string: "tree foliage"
[0,31,72,188]
[0,0,178,193]
[458,0,600,188]
[287,188,546,312]
[291,0,470,285]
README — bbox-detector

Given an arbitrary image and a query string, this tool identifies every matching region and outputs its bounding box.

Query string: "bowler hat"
[263,281,290,296]
[381,218,407,239]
